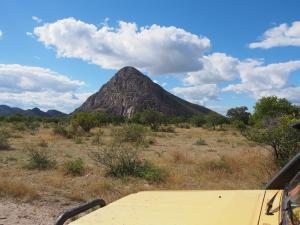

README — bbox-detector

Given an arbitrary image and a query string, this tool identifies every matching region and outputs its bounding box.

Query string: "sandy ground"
[0,198,75,225]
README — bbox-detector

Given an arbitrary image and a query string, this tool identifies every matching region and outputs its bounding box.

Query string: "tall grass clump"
[90,144,166,183]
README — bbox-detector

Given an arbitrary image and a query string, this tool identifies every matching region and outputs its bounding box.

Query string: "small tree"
[247,116,300,167]
[132,110,164,130]
[226,106,250,125]
[190,114,207,127]
[206,113,227,130]
[251,96,299,126]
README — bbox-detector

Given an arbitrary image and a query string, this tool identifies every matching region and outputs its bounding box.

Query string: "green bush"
[90,144,166,182]
[91,129,104,145]
[64,158,84,176]
[113,124,147,145]
[53,123,84,139]
[194,138,207,145]
[137,161,166,183]
[14,122,27,131]
[190,115,206,127]
[131,110,165,130]
[71,112,96,132]
[246,116,300,167]
[0,130,10,150]
[26,148,55,170]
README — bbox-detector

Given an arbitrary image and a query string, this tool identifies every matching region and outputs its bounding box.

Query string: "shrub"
[113,124,147,145]
[246,116,300,167]
[91,129,104,145]
[137,161,166,183]
[194,138,207,145]
[190,115,207,127]
[132,110,165,130]
[53,123,84,139]
[90,144,165,182]
[14,122,27,131]
[64,158,84,176]
[26,148,55,170]
[0,129,10,150]
[71,112,96,132]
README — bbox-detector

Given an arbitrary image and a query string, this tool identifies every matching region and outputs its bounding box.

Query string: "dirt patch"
[0,198,74,225]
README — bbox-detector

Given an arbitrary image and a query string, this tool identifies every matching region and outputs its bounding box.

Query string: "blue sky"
[0,0,300,113]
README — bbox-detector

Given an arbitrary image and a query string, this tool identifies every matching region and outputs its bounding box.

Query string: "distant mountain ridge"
[76,66,213,117]
[0,105,66,117]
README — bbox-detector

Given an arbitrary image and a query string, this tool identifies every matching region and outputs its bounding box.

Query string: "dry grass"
[0,178,39,201]
[0,124,277,207]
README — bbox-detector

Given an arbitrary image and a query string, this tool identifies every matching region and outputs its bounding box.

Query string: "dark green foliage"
[26,148,55,170]
[190,114,207,127]
[71,112,96,132]
[90,145,166,183]
[131,110,164,130]
[251,96,299,127]
[226,106,250,125]
[52,123,84,139]
[64,158,84,176]
[247,116,300,167]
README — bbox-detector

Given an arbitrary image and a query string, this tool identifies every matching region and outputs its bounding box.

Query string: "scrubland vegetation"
[0,96,299,223]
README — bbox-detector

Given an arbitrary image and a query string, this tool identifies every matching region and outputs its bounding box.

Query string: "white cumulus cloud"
[0,64,89,112]
[0,30,2,38]
[172,84,220,105]
[0,64,84,93]
[173,52,300,104]
[223,59,300,100]
[33,17,211,75]
[249,21,300,49]
[184,52,240,85]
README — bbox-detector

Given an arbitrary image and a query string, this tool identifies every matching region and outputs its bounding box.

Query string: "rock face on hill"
[76,66,213,117]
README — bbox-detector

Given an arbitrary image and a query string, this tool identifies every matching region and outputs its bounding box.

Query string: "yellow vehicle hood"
[70,190,267,225]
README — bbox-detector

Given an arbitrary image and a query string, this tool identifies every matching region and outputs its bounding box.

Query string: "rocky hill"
[76,66,213,117]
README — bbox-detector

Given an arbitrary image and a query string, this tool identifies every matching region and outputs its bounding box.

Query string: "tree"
[226,106,250,124]
[251,96,299,126]
[206,113,227,130]
[190,114,207,127]
[131,110,164,130]
[247,116,300,167]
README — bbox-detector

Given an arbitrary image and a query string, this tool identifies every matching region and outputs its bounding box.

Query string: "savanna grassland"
[0,120,276,224]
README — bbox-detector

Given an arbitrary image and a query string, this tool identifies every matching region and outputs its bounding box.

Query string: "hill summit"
[76,66,212,117]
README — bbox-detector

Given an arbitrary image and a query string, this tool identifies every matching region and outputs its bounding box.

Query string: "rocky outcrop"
[76,66,213,117]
